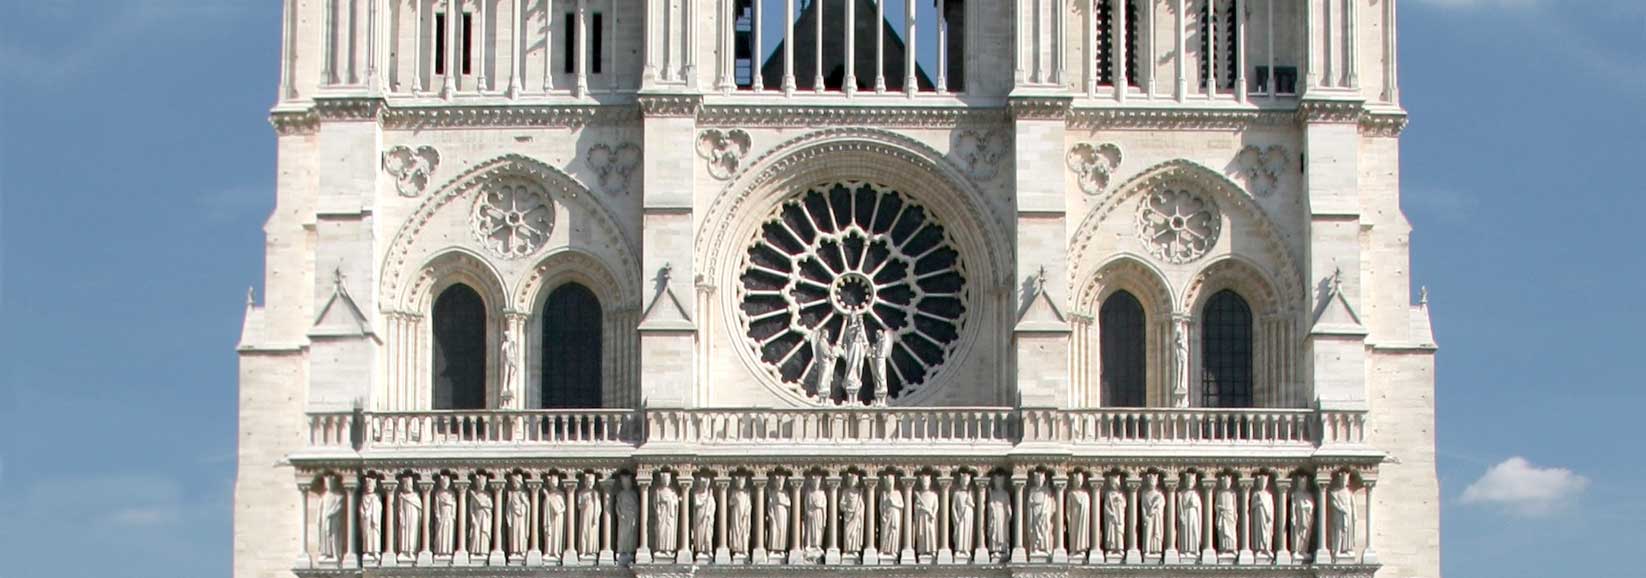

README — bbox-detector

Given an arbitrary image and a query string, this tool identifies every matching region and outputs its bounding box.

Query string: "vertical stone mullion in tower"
[1235,0,1248,101]
[876,0,887,92]
[783,0,796,93]
[936,0,948,93]
[1174,0,1186,100]
[845,0,857,94]
[814,0,825,92]
[576,0,589,95]
[1115,0,1128,102]
[905,0,918,94]
[509,0,524,95]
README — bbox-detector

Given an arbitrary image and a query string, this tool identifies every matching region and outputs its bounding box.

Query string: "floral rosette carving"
[1135,188,1221,264]
[471,177,556,259]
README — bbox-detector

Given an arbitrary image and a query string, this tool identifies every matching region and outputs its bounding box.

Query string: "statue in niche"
[913,474,939,554]
[810,331,843,399]
[1172,319,1190,408]
[1065,472,1090,553]
[985,475,1012,555]
[615,475,639,553]
[654,472,680,553]
[951,472,976,553]
[1179,474,1203,554]
[1251,476,1275,554]
[1026,471,1056,554]
[500,327,520,406]
[1214,475,1238,552]
[729,477,752,554]
[839,473,866,552]
[318,477,344,559]
[542,476,566,555]
[766,474,791,551]
[507,475,531,555]
[576,472,602,554]
[399,477,424,557]
[1291,475,1315,554]
[1102,475,1126,553]
[360,477,383,556]
[870,329,894,406]
[469,476,495,554]
[803,475,828,551]
[840,315,870,402]
[692,476,717,554]
[432,476,455,555]
[1142,474,1165,554]
[879,475,905,553]
[1330,473,1356,555]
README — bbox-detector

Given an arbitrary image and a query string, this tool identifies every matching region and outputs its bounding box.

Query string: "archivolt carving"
[696,129,752,180]
[1232,145,1290,198]
[1181,256,1281,315]
[587,142,640,194]
[404,249,509,315]
[1075,256,1175,318]
[1067,142,1124,196]
[513,248,636,312]
[382,145,441,197]
[1135,188,1220,264]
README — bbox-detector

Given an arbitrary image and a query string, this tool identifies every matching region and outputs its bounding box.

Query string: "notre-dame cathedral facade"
[235,1,1439,577]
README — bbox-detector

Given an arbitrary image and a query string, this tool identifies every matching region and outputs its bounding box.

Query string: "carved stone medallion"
[1135,188,1220,264]
[587,142,641,194]
[697,129,753,180]
[471,177,556,259]
[1067,142,1123,196]
[382,145,441,197]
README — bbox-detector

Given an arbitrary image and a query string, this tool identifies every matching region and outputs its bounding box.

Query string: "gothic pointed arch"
[514,248,641,409]
[406,249,508,410]
[1072,256,1174,407]
[696,128,1012,407]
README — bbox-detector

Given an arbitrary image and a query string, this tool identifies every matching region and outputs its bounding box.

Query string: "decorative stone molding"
[381,145,442,198]
[953,129,1008,182]
[637,94,703,118]
[1359,112,1409,138]
[380,105,630,130]
[1067,108,1298,131]
[588,142,641,194]
[1135,188,1221,264]
[697,106,1008,129]
[1007,97,1073,121]
[269,110,320,135]
[312,97,386,122]
[1295,100,1365,125]
[1231,145,1289,198]
[1066,143,1124,196]
[696,129,753,180]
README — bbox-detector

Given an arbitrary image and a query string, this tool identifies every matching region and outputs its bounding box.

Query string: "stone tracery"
[1136,187,1221,264]
[470,178,555,259]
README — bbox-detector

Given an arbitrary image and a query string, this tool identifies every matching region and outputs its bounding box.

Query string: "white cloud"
[1461,457,1589,517]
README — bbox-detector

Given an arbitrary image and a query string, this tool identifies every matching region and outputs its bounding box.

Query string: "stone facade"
[237,1,1437,577]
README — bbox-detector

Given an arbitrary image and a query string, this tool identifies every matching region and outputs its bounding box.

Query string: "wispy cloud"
[1461,457,1589,517]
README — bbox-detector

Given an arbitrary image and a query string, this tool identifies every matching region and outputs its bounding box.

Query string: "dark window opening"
[1124,0,1140,87]
[433,284,487,410]
[591,13,604,74]
[461,12,474,75]
[1096,0,1113,86]
[734,0,754,86]
[1100,291,1147,408]
[1254,65,1297,95]
[1198,0,1239,90]
[1200,290,1253,408]
[563,12,577,74]
[541,283,603,409]
[434,12,447,75]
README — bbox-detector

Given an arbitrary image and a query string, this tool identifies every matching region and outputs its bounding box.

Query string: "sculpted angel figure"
[811,330,843,398]
[432,476,455,555]
[1251,476,1275,554]
[507,475,531,555]
[870,329,894,405]
[804,475,828,551]
[1065,472,1091,553]
[1142,474,1165,554]
[1330,473,1356,555]
[840,315,870,401]
[728,477,752,554]
[399,478,425,557]
[985,475,1012,554]
[576,473,602,554]
[318,477,344,559]
[542,476,566,555]
[767,475,792,551]
[360,477,383,556]
[1102,475,1126,553]
[951,473,976,552]
[1291,476,1316,554]
[1215,476,1238,553]
[469,477,495,554]
[654,472,681,553]
[913,475,939,555]
[839,473,866,552]
[1178,474,1203,553]
[616,475,640,553]
[1025,472,1056,554]
[879,476,905,553]
[692,476,717,554]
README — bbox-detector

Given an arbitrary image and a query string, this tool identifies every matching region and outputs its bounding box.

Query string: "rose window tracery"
[1136,188,1221,264]
[471,178,555,259]
[737,181,968,404]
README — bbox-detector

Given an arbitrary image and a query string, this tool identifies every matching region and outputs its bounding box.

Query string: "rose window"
[471,178,555,259]
[1136,188,1221,264]
[737,181,968,404]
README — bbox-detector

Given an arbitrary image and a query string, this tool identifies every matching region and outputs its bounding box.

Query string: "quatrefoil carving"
[696,129,753,180]
[1233,144,1290,197]
[382,145,441,198]
[1067,142,1124,196]
[587,142,641,194]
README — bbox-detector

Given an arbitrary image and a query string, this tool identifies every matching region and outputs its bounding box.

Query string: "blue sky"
[0,1,1641,576]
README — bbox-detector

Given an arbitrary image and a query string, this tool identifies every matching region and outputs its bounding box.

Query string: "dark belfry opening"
[742,0,958,92]
[461,12,474,74]
[592,13,604,74]
[1100,290,1147,408]
[435,12,447,75]
[432,284,487,410]
[564,12,577,74]
[541,283,603,409]
[1199,0,1239,90]
[1200,289,1254,408]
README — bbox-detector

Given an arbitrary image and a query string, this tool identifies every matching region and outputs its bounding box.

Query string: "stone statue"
[1172,318,1190,408]
[500,326,520,406]
[951,473,976,552]
[1291,476,1315,554]
[811,331,843,398]
[985,475,1012,554]
[1215,476,1238,552]
[1025,471,1056,554]
[432,476,454,555]
[870,329,894,406]
[318,477,344,560]
[729,477,752,554]
[803,475,828,551]
[1179,474,1203,553]
[1250,476,1274,553]
[543,476,566,555]
[616,475,639,553]
[360,477,383,556]
[507,475,531,555]
[692,476,716,554]
[1142,474,1165,554]
[1065,472,1090,553]
[913,475,939,554]
[577,473,602,554]
[879,476,905,553]
[767,475,791,551]
[1102,475,1126,553]
[840,315,870,402]
[1330,473,1356,555]
[399,478,424,556]
[839,473,866,552]
[469,477,495,554]
[654,472,680,553]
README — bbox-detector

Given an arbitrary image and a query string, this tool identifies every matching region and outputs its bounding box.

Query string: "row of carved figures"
[299,467,1376,568]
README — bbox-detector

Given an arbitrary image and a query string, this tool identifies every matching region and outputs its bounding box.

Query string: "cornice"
[1358,111,1408,138]
[1008,96,1074,121]
[1068,109,1296,131]
[1295,99,1366,125]
[636,94,704,118]
[382,105,632,129]
[295,562,1381,577]
[696,105,1008,128]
